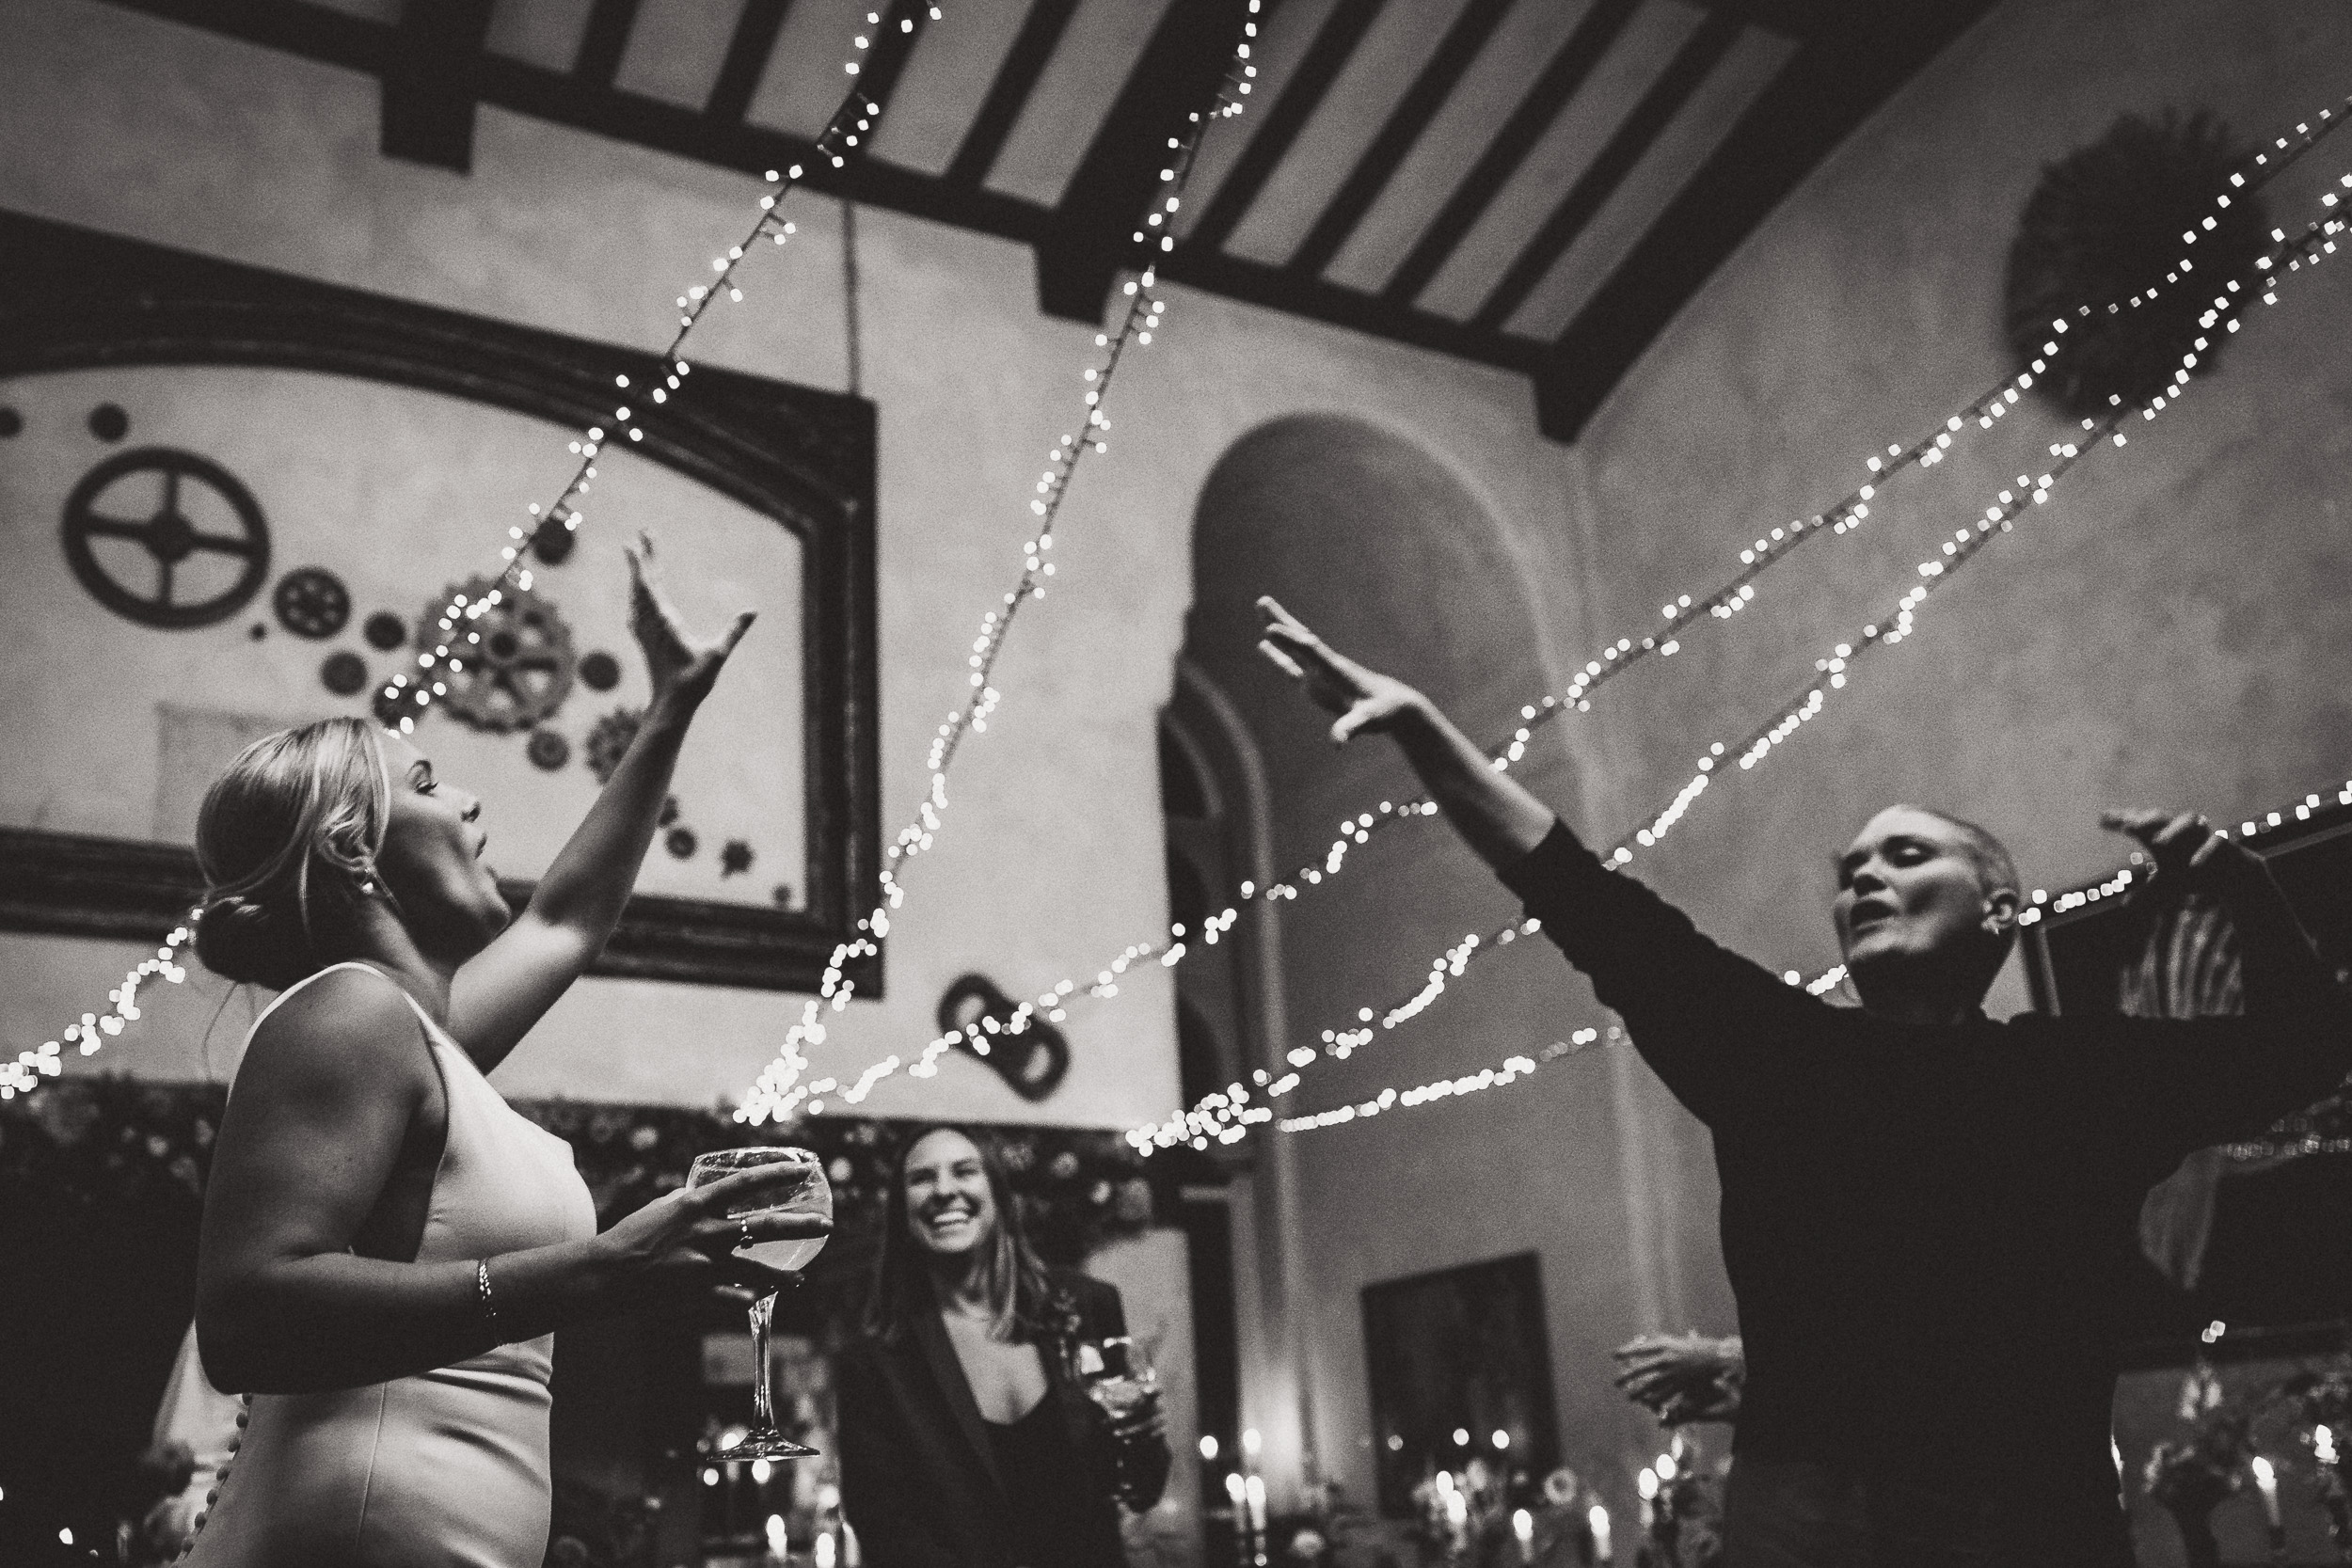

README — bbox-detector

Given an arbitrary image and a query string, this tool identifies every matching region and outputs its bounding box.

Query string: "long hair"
[862,1124,1055,1346]
[192,717,392,990]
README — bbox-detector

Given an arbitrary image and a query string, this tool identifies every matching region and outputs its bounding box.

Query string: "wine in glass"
[688,1146,832,1461]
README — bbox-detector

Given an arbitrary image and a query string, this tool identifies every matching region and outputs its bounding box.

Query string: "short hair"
[1900,804,2020,899]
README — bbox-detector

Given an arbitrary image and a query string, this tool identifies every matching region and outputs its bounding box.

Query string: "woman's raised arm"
[1256,595,1553,871]
[450,532,753,1068]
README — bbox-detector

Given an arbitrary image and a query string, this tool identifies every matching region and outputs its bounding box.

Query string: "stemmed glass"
[688,1146,832,1461]
[1082,1334,1159,1422]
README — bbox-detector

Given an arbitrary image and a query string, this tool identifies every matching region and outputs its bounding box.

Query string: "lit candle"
[1244,1473,1268,1535]
[2252,1455,2282,1528]
[1225,1471,1248,1512]
[1589,1503,1613,1563]
[1512,1508,1534,1563]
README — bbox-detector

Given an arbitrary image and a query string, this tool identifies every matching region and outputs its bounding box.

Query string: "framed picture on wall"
[1362,1251,1561,1517]
[0,212,880,992]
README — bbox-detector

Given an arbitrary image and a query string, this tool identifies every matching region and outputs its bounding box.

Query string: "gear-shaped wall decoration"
[419,575,577,733]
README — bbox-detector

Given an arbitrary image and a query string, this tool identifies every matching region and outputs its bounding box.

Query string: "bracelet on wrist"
[476,1258,504,1342]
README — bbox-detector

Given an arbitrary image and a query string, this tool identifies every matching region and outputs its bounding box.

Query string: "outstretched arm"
[1254,597,1833,1128]
[1256,596,1551,870]
[450,532,753,1068]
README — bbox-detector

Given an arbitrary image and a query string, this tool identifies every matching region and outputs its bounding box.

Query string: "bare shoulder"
[234,966,434,1110]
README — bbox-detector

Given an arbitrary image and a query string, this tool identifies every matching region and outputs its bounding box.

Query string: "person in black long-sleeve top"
[1256,597,2350,1568]
[837,1125,1170,1568]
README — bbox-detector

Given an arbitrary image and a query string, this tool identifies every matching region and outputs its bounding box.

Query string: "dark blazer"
[836,1269,1171,1568]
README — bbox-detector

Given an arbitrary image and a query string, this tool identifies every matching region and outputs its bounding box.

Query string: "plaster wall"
[1533,0,2352,1528]
[0,0,1578,1135]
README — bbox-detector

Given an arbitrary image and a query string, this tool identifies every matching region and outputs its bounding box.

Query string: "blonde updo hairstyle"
[194,718,393,990]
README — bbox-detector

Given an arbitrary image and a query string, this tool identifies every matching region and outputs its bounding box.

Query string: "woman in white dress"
[175,534,827,1567]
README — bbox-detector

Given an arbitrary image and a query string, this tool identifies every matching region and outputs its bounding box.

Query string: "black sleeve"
[1500,818,1836,1126]
[834,1343,962,1568]
[1089,1279,1171,1512]
[2108,920,2352,1163]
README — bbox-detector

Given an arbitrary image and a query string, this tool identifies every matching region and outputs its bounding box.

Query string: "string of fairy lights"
[1127,188,2352,1154]
[379,0,944,736]
[873,115,2352,1115]
[896,101,2352,1073]
[1235,768,2352,1147]
[5,3,951,1102]
[731,16,1264,1126]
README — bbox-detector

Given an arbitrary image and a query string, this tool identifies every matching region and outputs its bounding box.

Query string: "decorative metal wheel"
[60,448,270,629]
[419,575,577,733]
[273,567,351,640]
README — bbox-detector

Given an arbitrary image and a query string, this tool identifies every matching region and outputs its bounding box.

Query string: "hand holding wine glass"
[687,1147,834,1461]
[1084,1335,1168,1448]
[596,1154,831,1297]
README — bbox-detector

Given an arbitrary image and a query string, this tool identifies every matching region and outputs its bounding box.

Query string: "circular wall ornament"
[664,826,698,860]
[419,575,577,733]
[578,651,621,691]
[531,516,576,565]
[60,448,271,629]
[273,567,351,640]
[526,729,571,770]
[321,650,369,696]
[2005,110,2265,417]
[87,404,129,442]
[363,610,408,651]
[0,407,22,437]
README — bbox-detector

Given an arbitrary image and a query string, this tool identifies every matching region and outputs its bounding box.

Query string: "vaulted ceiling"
[98,0,2000,439]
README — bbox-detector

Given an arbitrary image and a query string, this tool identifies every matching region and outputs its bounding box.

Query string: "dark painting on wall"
[2023,804,2352,1361]
[1363,1251,1561,1517]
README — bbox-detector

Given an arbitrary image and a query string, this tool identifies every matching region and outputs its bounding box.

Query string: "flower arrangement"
[0,1078,1161,1278]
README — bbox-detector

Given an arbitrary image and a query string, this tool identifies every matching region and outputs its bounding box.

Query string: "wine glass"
[1082,1334,1158,1420]
[688,1146,832,1461]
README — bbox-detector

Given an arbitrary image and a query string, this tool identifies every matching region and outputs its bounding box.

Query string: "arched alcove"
[1167,414,1589,1522]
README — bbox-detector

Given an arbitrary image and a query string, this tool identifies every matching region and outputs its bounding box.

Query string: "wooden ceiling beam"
[1184,0,1388,254]
[573,0,642,86]
[707,0,793,125]
[1471,8,1740,332]
[1534,0,2003,440]
[1285,0,1513,280]
[1033,0,1252,324]
[1380,0,1641,307]
[379,0,495,172]
[946,0,1084,188]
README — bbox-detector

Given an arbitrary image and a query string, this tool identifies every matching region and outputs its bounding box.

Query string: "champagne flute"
[688,1146,832,1461]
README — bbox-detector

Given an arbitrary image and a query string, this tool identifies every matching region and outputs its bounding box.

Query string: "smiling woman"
[836,1125,1171,1568]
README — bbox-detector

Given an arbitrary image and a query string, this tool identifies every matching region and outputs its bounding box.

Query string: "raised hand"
[1255,595,1426,746]
[626,531,756,710]
[2099,807,2263,895]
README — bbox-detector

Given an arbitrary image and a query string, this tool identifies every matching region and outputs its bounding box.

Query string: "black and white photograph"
[1,1,2347,1565]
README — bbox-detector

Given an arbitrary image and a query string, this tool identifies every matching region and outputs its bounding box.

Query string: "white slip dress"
[178,961,597,1567]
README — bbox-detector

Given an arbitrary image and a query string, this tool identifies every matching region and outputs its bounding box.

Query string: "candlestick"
[1589,1502,1613,1563]
[2253,1455,2282,1527]
[1512,1507,1534,1563]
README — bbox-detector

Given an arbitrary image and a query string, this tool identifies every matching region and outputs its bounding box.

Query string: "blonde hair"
[193,718,392,988]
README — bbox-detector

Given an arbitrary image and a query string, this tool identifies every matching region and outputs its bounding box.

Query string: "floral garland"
[0,1077,1161,1272]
